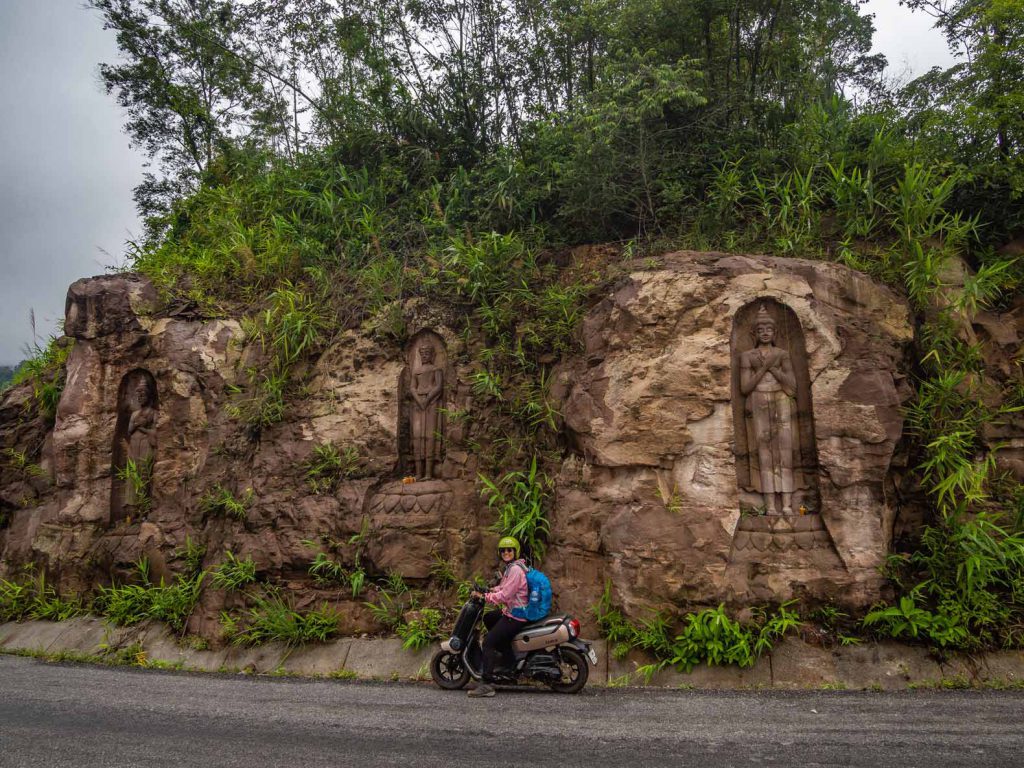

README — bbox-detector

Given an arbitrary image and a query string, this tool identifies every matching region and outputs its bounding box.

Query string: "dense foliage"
[63,0,1024,651]
[593,582,803,677]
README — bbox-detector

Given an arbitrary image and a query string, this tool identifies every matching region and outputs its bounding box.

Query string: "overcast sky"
[0,0,957,366]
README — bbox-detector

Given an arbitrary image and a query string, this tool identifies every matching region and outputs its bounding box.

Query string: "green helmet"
[497,536,520,558]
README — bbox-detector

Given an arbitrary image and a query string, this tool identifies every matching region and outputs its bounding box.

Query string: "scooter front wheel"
[430,650,470,690]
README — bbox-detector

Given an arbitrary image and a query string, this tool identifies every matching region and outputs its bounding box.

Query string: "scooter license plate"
[587,647,598,666]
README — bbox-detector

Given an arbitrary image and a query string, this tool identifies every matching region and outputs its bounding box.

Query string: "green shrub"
[95,583,151,627]
[223,589,340,647]
[384,570,409,595]
[0,570,84,623]
[0,577,33,621]
[429,555,457,588]
[347,566,366,598]
[226,370,287,429]
[2,448,47,480]
[251,282,330,367]
[225,281,332,431]
[397,608,443,651]
[592,581,802,675]
[176,536,207,577]
[211,551,258,591]
[307,551,347,586]
[9,336,72,421]
[200,485,254,520]
[304,442,363,494]
[365,575,416,631]
[302,537,367,598]
[146,574,205,631]
[28,578,85,622]
[864,513,1024,651]
[115,457,153,514]
[0,571,83,622]
[667,606,757,672]
[96,559,205,632]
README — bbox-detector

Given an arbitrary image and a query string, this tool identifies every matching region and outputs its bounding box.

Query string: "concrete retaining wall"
[3,617,1023,689]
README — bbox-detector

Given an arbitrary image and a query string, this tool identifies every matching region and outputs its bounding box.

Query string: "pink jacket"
[485,559,528,619]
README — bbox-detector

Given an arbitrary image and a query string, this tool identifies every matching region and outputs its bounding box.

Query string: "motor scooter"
[429,589,597,694]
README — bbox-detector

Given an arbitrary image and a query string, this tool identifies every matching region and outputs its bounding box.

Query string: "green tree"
[89,0,272,223]
[900,0,1024,233]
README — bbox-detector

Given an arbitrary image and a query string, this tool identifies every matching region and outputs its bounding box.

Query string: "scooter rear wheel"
[548,647,589,694]
[430,650,470,690]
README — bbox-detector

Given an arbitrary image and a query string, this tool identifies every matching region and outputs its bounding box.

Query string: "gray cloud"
[0,0,144,364]
[865,0,956,80]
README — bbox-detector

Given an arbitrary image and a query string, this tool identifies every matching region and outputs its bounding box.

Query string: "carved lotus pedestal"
[731,514,833,553]
[726,513,851,604]
[368,479,454,519]
[365,479,461,580]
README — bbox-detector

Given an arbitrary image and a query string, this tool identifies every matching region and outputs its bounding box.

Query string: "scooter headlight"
[448,636,462,651]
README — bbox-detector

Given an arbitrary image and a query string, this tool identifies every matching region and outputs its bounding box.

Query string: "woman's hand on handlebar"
[470,590,486,600]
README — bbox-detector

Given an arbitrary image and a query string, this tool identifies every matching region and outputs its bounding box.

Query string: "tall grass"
[222,588,341,647]
[210,551,258,591]
[479,456,552,564]
[96,558,205,633]
[865,514,1024,650]
[0,570,84,622]
[8,336,72,421]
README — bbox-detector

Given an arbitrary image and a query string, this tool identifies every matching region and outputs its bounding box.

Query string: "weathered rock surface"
[547,251,915,617]
[972,294,1024,484]
[1,274,494,637]
[0,252,927,638]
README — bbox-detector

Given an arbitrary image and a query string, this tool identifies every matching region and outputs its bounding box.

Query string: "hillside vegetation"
[7,0,1024,653]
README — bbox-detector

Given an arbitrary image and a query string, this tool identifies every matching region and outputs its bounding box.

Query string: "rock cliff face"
[0,252,924,634]
[546,252,915,616]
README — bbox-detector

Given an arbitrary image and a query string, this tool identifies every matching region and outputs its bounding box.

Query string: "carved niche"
[398,330,447,479]
[728,299,837,557]
[730,299,820,517]
[109,369,158,524]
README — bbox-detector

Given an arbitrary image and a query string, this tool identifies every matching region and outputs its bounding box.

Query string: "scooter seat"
[519,613,567,630]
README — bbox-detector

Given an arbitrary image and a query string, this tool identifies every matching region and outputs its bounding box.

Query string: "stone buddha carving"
[739,305,797,514]
[125,379,157,489]
[409,340,444,479]
[732,302,820,516]
[110,369,158,523]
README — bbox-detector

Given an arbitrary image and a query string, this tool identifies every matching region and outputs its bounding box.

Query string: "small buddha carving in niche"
[400,331,446,480]
[110,369,158,523]
[731,300,820,516]
[739,305,797,514]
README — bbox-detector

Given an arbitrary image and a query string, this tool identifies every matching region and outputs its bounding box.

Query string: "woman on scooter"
[467,535,528,698]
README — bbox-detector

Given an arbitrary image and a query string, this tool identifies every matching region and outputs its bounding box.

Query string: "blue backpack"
[511,564,552,622]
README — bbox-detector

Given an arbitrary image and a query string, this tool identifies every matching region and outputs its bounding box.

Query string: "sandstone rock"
[0,254,919,639]
[64,274,157,340]
[553,252,913,614]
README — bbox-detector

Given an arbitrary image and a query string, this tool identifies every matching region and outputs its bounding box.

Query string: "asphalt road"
[1,654,1022,768]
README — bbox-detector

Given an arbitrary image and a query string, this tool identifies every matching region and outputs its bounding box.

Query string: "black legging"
[481,611,525,682]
